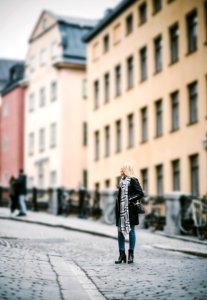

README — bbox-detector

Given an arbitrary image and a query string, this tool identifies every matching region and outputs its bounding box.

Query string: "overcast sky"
[0,0,119,60]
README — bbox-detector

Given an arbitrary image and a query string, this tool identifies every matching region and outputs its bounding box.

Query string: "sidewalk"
[0,207,207,257]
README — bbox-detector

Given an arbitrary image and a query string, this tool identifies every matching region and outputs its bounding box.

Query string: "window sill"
[186,49,197,56]
[187,121,198,126]
[152,9,162,16]
[169,59,179,66]
[154,134,163,139]
[140,78,147,83]
[140,140,148,144]
[154,69,162,76]
[170,128,179,133]
[138,20,147,27]
[50,144,57,148]
[126,86,134,91]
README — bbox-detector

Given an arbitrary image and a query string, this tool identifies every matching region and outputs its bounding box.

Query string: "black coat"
[115,177,144,226]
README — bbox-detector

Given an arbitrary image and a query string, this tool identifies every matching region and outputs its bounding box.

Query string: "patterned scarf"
[119,176,131,237]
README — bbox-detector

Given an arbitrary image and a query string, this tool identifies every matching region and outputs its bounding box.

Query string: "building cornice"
[83,0,138,43]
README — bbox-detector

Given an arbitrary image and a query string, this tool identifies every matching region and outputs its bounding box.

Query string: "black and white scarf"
[120,177,131,237]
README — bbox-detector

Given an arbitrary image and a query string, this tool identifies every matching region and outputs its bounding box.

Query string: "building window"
[94,80,99,109]
[105,125,110,157]
[115,65,121,97]
[154,35,162,73]
[39,128,45,152]
[140,46,147,81]
[155,99,163,137]
[141,107,148,142]
[39,87,46,107]
[116,120,122,153]
[50,123,57,147]
[104,73,110,103]
[169,23,179,64]
[51,41,57,59]
[28,133,34,156]
[2,102,8,117]
[50,171,57,187]
[128,114,134,148]
[51,81,57,101]
[83,122,87,146]
[83,170,88,188]
[152,0,162,14]
[82,79,87,99]
[38,165,44,189]
[186,10,198,53]
[95,130,100,161]
[156,164,163,196]
[190,154,199,196]
[141,168,148,194]
[29,56,35,73]
[40,49,46,66]
[2,136,9,152]
[93,42,100,60]
[113,23,121,44]
[127,56,134,89]
[172,159,180,191]
[126,14,133,35]
[188,81,198,124]
[105,179,110,188]
[103,34,109,53]
[28,93,35,112]
[139,2,147,25]
[171,91,179,131]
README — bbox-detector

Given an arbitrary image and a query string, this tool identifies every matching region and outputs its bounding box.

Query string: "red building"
[0,63,25,186]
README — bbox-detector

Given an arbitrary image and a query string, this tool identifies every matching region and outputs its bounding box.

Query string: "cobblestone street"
[0,219,207,300]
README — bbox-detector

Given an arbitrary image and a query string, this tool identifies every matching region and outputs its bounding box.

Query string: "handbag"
[129,195,145,214]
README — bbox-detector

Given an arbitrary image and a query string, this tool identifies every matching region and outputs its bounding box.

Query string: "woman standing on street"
[115,162,144,264]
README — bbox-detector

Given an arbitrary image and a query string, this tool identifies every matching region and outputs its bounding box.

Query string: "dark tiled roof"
[0,59,21,92]
[1,63,24,96]
[83,0,137,43]
[49,11,98,64]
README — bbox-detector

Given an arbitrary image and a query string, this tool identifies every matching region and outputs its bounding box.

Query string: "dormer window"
[42,18,47,30]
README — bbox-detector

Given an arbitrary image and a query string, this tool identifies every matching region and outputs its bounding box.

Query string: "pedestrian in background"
[9,176,18,215]
[115,162,144,264]
[17,169,27,217]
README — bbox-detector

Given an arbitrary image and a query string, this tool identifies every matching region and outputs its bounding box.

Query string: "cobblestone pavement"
[0,219,207,300]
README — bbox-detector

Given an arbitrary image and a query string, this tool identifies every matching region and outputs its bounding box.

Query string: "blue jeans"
[118,225,136,251]
[19,195,27,214]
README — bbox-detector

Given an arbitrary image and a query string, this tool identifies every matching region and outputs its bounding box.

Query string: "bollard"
[164,192,190,235]
[102,188,117,225]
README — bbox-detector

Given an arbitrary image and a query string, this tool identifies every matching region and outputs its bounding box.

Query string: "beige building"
[84,0,207,197]
[24,10,96,189]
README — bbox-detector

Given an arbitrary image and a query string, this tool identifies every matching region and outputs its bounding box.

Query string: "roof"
[51,11,98,63]
[83,0,137,43]
[1,62,24,96]
[48,10,98,28]
[29,10,98,66]
[0,59,21,92]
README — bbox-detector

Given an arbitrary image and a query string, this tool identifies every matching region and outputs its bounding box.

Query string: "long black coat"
[115,177,144,226]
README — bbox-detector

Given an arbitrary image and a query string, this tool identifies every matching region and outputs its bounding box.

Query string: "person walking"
[115,162,144,264]
[9,176,18,215]
[16,169,27,217]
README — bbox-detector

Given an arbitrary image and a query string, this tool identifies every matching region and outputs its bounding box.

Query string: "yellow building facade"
[85,0,207,197]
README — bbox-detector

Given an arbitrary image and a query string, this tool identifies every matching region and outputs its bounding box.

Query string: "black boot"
[115,251,126,264]
[128,250,134,264]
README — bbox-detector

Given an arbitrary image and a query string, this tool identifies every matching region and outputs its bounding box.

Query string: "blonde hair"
[121,162,135,177]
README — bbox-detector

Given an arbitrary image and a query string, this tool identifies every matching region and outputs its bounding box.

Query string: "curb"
[153,244,207,258]
[0,216,118,241]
